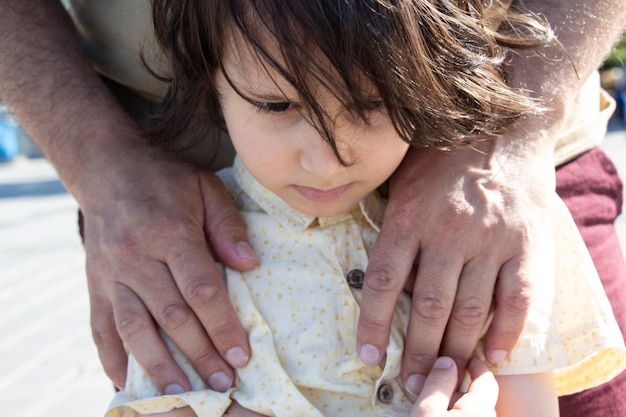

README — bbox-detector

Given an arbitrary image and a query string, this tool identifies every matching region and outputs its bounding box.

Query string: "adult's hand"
[357,0,626,394]
[84,146,259,393]
[357,136,556,393]
[411,357,498,417]
[0,0,257,394]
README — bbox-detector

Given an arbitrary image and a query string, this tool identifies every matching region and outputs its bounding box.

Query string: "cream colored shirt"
[106,157,626,417]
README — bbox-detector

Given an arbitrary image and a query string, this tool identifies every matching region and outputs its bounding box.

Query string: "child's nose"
[299,139,342,180]
[298,124,346,181]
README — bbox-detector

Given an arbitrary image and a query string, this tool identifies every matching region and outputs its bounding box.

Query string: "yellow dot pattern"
[106,157,626,416]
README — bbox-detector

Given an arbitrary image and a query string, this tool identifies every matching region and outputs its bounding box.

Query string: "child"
[106,1,626,416]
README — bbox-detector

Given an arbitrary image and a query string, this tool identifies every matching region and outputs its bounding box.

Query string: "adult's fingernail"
[488,349,508,363]
[164,383,186,395]
[406,374,426,396]
[236,241,258,261]
[226,347,249,368]
[358,344,381,367]
[208,372,233,392]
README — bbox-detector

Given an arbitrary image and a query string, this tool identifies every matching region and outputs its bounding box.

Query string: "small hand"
[84,146,258,393]
[357,139,555,391]
[411,357,498,417]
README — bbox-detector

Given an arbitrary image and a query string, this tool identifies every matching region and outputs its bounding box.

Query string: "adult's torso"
[67,0,168,99]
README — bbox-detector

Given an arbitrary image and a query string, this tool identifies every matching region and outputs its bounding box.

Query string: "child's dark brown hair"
[148,0,554,161]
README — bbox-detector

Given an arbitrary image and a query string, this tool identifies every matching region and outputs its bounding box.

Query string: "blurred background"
[601,35,626,126]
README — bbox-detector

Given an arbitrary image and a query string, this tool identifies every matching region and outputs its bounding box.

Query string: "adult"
[0,0,625,415]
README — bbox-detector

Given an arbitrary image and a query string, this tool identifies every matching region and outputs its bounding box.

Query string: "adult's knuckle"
[498,325,523,342]
[157,302,193,330]
[501,288,533,313]
[90,324,110,349]
[143,361,171,382]
[403,350,438,368]
[115,309,146,340]
[451,300,490,329]
[214,211,244,232]
[184,279,222,306]
[209,319,238,340]
[189,348,221,367]
[359,317,389,334]
[411,290,452,320]
[364,265,402,292]
[357,313,391,346]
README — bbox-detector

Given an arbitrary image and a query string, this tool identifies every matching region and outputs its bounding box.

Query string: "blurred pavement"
[0,159,112,417]
[0,127,625,416]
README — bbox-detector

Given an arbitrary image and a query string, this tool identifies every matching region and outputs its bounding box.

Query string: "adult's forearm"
[0,0,141,203]
[510,0,626,123]
[494,0,626,159]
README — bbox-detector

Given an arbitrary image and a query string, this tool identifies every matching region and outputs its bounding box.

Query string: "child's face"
[216,40,410,218]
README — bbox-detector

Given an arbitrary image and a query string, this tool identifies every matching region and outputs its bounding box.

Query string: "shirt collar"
[232,156,385,232]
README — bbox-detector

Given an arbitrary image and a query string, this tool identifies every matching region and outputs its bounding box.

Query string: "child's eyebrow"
[222,65,295,100]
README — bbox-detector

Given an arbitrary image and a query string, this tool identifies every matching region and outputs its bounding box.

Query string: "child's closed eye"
[251,100,296,114]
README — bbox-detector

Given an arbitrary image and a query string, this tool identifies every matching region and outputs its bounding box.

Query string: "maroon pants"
[556,148,626,417]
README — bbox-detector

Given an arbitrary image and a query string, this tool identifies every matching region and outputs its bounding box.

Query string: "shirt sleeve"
[105,333,233,417]
[475,195,626,396]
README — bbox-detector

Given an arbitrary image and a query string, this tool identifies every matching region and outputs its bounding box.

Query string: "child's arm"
[495,372,559,417]
[412,357,499,417]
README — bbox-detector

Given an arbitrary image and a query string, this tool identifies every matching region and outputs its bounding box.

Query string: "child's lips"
[293,183,352,202]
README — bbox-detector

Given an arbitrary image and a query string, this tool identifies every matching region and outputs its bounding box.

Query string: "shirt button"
[377,383,394,404]
[346,269,365,289]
